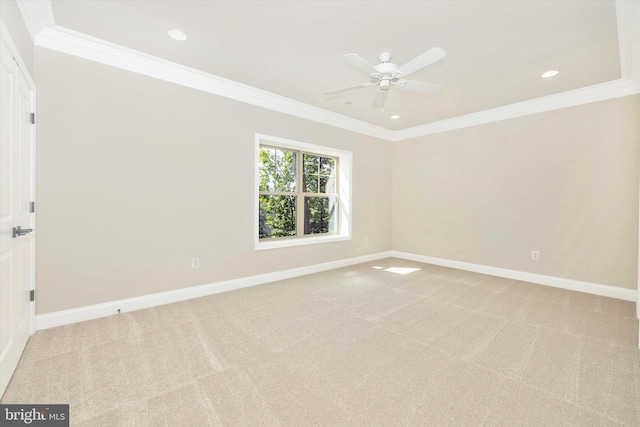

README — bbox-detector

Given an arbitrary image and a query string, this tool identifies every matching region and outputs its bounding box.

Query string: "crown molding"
[15,0,55,43]
[392,79,640,141]
[24,1,640,143]
[616,0,640,83]
[35,25,395,142]
[392,0,640,141]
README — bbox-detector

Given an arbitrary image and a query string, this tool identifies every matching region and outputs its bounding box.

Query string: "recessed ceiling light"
[390,115,400,120]
[541,70,559,78]
[168,29,187,41]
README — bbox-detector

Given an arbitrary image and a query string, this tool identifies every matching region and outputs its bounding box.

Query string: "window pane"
[320,157,335,174]
[320,175,336,194]
[304,154,336,194]
[304,175,319,193]
[303,154,318,193]
[304,196,336,235]
[259,195,297,238]
[259,147,297,192]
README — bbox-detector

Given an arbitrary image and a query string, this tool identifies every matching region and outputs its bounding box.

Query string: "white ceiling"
[19,1,640,136]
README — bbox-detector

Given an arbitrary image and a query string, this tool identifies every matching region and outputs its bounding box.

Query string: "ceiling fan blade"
[372,90,388,110]
[397,47,446,77]
[344,53,378,75]
[324,83,373,96]
[397,79,443,93]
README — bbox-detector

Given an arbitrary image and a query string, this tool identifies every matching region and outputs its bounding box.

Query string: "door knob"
[12,226,33,238]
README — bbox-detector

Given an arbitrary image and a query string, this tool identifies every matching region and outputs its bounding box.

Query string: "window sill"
[255,234,351,251]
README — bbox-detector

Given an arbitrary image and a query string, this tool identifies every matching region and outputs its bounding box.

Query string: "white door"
[0,36,35,397]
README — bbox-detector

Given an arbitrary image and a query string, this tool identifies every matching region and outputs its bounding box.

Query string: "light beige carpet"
[2,258,639,426]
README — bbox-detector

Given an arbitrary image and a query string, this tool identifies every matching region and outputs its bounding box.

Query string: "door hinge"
[29,201,35,213]
[29,113,35,124]
[29,290,35,302]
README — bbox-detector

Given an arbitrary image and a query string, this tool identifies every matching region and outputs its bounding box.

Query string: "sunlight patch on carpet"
[384,267,421,275]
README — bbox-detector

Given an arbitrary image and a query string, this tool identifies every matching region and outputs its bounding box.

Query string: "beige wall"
[34,48,392,314]
[393,95,640,289]
[0,0,34,77]
[31,43,640,313]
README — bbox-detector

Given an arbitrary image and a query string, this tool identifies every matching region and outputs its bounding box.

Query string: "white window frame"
[255,134,352,251]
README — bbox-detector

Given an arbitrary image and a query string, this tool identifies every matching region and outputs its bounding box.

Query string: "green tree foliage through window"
[303,154,336,235]
[259,145,337,240]
[259,148,296,193]
[304,196,336,235]
[259,148,297,238]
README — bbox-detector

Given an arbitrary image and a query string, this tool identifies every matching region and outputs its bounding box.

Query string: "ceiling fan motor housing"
[374,62,400,90]
[375,62,399,76]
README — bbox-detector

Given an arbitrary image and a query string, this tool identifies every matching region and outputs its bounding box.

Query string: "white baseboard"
[33,249,638,331]
[392,251,637,302]
[35,251,392,330]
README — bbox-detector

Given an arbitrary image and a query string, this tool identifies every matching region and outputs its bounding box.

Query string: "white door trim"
[1,18,36,335]
[0,18,36,397]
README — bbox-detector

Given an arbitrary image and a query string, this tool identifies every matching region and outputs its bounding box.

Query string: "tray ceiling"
[16,1,640,139]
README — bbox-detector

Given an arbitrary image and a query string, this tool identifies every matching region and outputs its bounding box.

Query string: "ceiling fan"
[325,47,446,110]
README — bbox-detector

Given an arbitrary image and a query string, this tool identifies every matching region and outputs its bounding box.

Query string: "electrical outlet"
[531,250,540,260]
[191,258,200,269]
[364,238,369,246]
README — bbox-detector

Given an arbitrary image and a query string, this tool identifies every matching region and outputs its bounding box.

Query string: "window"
[255,134,351,250]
